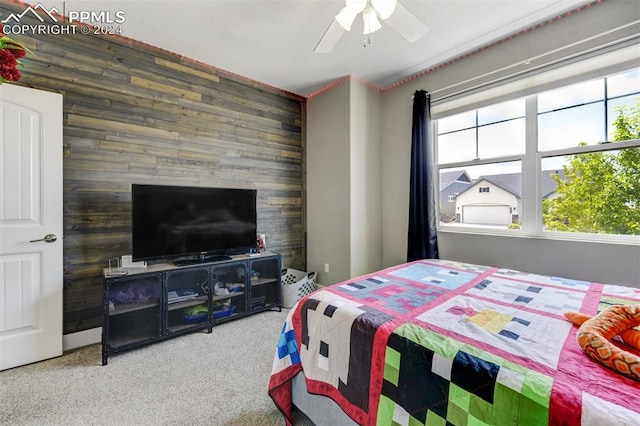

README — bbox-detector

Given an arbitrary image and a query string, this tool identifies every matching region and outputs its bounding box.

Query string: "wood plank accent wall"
[1,3,306,334]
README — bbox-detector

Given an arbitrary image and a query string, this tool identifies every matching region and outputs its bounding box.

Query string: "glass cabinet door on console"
[211,263,247,323]
[249,257,281,311]
[104,273,162,350]
[165,268,210,334]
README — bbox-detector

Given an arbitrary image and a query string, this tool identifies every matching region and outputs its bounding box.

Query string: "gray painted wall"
[438,233,640,287]
[350,80,382,278]
[307,80,352,285]
[307,78,383,285]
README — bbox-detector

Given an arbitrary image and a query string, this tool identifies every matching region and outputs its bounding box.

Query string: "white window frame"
[434,54,640,246]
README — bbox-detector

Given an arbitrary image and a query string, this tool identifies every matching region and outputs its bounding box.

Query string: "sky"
[437,68,640,177]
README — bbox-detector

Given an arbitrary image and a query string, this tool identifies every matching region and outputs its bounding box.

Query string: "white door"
[462,205,511,226]
[0,84,63,371]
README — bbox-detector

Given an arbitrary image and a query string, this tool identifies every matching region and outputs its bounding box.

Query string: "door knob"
[30,234,58,243]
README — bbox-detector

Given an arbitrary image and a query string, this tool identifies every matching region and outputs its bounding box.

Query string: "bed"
[268,259,640,425]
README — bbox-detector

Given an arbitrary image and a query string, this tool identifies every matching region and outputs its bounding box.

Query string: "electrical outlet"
[324,263,330,273]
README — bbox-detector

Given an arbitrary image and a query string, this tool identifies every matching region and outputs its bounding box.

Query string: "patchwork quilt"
[268,259,640,426]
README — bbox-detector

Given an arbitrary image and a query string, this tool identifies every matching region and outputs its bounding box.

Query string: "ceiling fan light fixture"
[362,6,382,35]
[335,7,357,31]
[345,0,368,14]
[315,0,428,52]
[370,0,397,20]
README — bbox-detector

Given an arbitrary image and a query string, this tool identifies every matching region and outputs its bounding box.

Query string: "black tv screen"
[131,184,257,261]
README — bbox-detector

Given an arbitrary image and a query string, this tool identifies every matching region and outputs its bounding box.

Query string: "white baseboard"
[63,327,101,351]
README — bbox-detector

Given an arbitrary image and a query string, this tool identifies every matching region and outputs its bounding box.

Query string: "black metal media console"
[101,252,281,365]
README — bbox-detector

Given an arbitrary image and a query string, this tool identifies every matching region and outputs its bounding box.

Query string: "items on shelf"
[167,288,199,303]
[214,280,245,295]
[212,298,237,319]
[181,304,209,323]
[110,278,160,305]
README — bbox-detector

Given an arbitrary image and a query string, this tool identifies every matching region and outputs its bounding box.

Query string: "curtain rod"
[408,16,639,102]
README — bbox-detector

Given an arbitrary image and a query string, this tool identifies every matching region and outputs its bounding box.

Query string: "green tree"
[543,101,640,235]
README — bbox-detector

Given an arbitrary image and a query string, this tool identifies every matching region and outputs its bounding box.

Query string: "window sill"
[437,226,640,247]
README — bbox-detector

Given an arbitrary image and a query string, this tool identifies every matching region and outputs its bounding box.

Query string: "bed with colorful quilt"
[268,259,640,426]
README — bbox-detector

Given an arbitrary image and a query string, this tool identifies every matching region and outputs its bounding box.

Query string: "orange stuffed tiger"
[565,305,640,381]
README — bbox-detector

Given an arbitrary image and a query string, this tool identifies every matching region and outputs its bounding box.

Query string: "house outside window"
[436,67,640,240]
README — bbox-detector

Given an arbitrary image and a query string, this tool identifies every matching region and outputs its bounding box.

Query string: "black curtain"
[407,90,438,261]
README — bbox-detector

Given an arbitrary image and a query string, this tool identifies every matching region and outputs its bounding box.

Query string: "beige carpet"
[0,309,312,426]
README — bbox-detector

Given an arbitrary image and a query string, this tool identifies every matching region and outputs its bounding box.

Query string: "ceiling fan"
[314,0,429,53]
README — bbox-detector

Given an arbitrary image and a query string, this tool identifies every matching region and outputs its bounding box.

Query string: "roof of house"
[451,169,565,199]
[440,170,471,190]
[476,173,523,199]
[541,169,566,198]
[440,181,473,198]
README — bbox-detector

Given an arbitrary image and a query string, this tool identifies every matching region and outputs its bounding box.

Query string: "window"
[436,67,640,239]
[438,162,522,228]
[438,98,524,230]
[437,99,525,164]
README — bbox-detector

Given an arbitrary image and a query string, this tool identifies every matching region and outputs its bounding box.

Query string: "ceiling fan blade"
[314,19,346,53]
[384,2,429,43]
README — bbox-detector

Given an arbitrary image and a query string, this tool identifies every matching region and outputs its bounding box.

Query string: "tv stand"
[174,254,232,267]
[101,252,281,365]
[203,254,232,263]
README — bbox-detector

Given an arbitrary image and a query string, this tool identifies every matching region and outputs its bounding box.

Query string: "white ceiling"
[40,0,589,97]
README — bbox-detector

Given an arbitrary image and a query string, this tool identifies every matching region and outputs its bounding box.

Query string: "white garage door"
[462,205,511,225]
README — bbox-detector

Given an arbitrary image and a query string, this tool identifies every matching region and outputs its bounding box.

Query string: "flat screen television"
[131,184,257,263]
